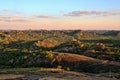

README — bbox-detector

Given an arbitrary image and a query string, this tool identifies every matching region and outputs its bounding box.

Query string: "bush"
[57,65,62,69]
[66,67,70,71]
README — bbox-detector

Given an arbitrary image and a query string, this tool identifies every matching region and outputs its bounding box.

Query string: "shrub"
[57,65,62,69]
[66,67,70,71]
[23,56,28,60]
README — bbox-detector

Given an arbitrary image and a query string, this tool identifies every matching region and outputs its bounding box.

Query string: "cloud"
[0,9,28,22]
[2,9,9,12]
[0,9,22,15]
[15,11,22,15]
[0,15,28,22]
[33,15,56,19]
[0,9,56,23]
[64,10,120,17]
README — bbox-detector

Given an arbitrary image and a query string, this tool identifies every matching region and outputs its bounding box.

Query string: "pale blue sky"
[0,0,120,14]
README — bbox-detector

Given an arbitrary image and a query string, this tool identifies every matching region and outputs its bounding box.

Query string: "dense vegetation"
[0,30,120,73]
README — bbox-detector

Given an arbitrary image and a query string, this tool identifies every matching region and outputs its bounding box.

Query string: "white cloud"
[64,10,120,17]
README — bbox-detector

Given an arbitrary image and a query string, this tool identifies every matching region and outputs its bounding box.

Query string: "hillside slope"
[24,52,120,73]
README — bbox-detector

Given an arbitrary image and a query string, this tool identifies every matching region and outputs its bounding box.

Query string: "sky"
[0,0,120,30]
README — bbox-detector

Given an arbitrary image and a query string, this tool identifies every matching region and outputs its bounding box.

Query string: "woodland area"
[0,30,120,79]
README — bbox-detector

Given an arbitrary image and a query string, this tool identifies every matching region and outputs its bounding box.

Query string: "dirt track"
[0,68,119,80]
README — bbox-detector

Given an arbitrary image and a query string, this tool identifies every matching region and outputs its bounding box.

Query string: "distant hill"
[87,30,109,34]
[66,30,97,38]
[53,40,84,53]
[103,31,120,37]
